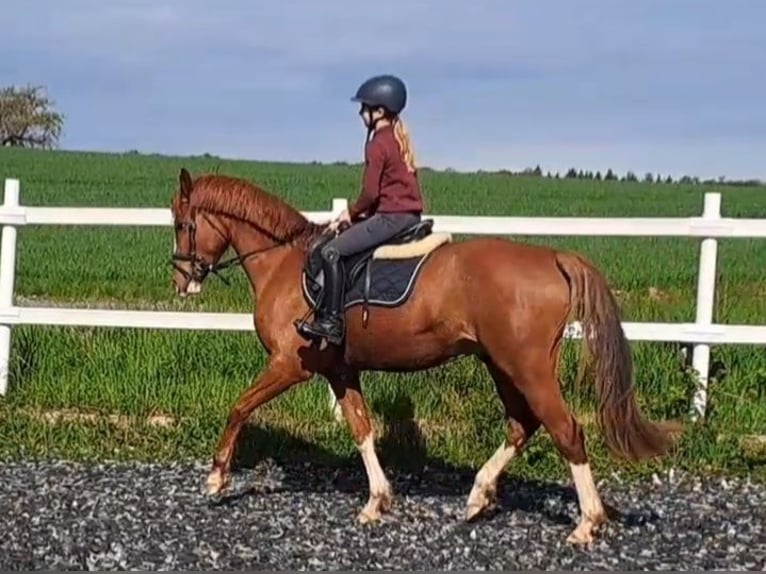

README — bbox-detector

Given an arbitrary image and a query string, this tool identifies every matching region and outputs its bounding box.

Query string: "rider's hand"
[328,209,351,232]
[337,209,351,225]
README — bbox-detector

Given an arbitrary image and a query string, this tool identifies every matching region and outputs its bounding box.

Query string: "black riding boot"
[297,246,345,345]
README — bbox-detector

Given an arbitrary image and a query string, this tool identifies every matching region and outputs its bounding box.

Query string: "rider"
[297,74,425,345]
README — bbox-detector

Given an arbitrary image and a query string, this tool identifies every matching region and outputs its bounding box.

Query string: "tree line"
[508,165,763,188]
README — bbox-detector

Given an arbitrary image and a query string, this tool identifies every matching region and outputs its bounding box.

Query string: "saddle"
[305,219,433,285]
[301,218,451,323]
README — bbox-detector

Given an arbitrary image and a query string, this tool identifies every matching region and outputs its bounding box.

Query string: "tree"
[0,84,64,149]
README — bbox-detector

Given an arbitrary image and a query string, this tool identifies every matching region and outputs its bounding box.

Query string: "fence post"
[327,197,348,424]
[0,179,20,395]
[690,192,721,419]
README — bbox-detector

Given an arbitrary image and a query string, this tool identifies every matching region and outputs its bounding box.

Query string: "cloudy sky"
[2,0,765,180]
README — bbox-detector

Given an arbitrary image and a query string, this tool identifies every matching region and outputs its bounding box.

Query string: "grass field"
[0,147,764,483]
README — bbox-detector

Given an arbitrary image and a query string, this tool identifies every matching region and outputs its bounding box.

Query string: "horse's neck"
[228,219,309,300]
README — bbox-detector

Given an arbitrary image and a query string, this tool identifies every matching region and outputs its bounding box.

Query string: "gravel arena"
[0,458,763,570]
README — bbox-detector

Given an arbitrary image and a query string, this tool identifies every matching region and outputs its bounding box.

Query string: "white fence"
[1,177,766,419]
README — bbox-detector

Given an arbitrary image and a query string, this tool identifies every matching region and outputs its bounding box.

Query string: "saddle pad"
[301,253,430,311]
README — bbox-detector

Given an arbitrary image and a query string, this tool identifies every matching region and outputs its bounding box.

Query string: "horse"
[169,167,679,545]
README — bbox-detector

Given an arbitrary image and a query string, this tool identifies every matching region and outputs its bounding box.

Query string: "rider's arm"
[348,139,386,221]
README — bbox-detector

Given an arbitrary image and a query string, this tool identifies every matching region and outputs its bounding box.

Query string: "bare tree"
[0,84,64,149]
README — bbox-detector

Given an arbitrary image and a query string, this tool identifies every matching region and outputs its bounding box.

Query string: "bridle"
[170,207,288,287]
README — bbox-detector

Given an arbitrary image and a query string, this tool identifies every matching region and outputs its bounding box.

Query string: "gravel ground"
[0,459,764,571]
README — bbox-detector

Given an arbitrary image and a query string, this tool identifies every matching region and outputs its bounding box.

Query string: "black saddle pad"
[301,251,431,310]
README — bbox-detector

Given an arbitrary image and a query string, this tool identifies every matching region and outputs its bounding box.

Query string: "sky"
[2,0,765,180]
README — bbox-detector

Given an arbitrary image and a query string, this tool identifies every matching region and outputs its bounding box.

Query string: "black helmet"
[351,74,407,115]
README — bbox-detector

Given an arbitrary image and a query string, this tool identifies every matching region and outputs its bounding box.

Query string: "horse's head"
[170,167,231,297]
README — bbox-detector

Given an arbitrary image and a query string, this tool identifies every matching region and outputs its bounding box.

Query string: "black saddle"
[303,218,434,291]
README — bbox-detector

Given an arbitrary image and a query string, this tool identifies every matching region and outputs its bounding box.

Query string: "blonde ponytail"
[392,117,417,173]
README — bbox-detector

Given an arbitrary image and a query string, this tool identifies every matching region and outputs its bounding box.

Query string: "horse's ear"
[179,168,193,201]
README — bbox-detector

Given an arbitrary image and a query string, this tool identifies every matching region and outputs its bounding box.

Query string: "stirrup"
[295,317,344,346]
[298,322,343,345]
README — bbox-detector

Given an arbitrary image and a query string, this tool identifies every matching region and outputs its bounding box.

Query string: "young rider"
[297,74,425,346]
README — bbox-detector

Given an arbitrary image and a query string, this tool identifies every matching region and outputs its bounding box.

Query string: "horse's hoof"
[464,485,496,522]
[206,469,230,496]
[357,508,380,524]
[464,503,484,522]
[356,492,392,525]
[566,524,595,546]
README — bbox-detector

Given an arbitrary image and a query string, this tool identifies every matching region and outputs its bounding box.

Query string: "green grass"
[0,147,765,483]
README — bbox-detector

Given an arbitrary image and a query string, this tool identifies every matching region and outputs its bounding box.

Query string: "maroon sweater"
[348,125,424,220]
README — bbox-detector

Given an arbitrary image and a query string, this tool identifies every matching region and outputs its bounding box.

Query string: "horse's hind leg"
[465,360,541,521]
[506,347,608,544]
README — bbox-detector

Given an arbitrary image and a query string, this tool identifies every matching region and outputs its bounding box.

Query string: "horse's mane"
[188,173,325,248]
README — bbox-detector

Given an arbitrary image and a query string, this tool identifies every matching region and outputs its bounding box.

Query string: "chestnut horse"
[169,167,677,545]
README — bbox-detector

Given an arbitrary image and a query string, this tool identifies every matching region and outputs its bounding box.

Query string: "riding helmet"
[351,74,407,115]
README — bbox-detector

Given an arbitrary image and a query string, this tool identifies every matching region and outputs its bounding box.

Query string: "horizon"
[3,0,765,182]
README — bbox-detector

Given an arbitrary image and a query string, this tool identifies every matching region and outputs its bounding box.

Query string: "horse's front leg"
[328,366,393,523]
[207,353,312,495]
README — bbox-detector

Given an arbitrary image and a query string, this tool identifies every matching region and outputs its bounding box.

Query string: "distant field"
[0,147,764,480]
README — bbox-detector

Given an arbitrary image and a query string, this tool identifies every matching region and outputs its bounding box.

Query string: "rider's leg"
[312,241,346,344]
[333,212,422,258]
[298,212,421,344]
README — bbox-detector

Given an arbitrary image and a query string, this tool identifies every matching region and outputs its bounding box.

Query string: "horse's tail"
[555,251,680,462]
